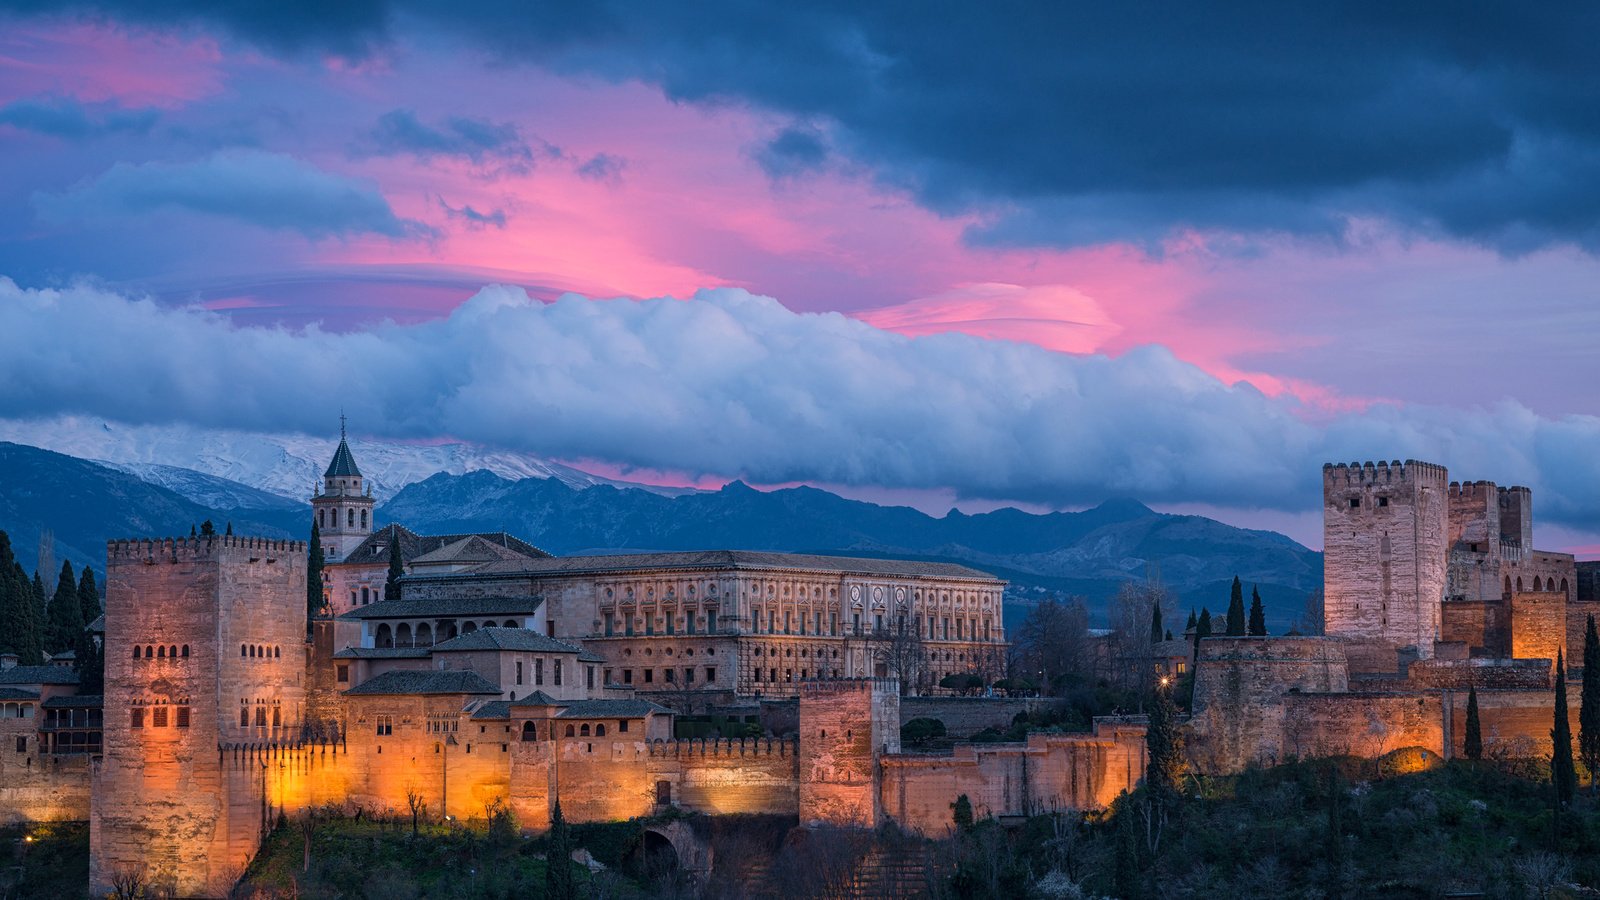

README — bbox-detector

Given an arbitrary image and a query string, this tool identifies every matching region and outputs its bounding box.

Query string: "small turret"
[311,416,375,562]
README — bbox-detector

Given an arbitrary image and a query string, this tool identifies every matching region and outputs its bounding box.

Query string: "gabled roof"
[577,648,607,664]
[325,438,361,478]
[509,690,563,707]
[431,628,581,655]
[332,524,550,568]
[471,700,513,720]
[0,666,78,685]
[555,698,672,718]
[336,595,542,620]
[331,647,432,660]
[345,670,501,696]
[411,535,532,568]
[0,687,39,701]
[87,614,105,634]
[414,549,1000,582]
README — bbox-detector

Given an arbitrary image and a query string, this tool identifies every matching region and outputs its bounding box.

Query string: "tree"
[1186,609,1197,632]
[200,520,216,537]
[225,521,233,536]
[1149,603,1164,645]
[1248,585,1267,636]
[1140,680,1184,856]
[546,799,577,899]
[307,521,326,625]
[951,794,974,831]
[385,538,405,603]
[1013,596,1092,694]
[73,624,103,695]
[1581,615,1600,791]
[77,567,100,626]
[1225,576,1246,636]
[1192,607,1213,665]
[405,785,426,838]
[867,610,928,694]
[46,560,82,655]
[1464,685,1483,761]
[1553,651,1576,808]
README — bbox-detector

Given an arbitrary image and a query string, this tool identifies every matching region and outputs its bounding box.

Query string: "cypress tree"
[1580,614,1600,791]
[225,521,233,536]
[77,567,100,626]
[1149,603,1163,645]
[0,532,19,660]
[73,624,103,695]
[1186,609,1197,631]
[16,568,46,665]
[1248,585,1267,636]
[46,560,82,655]
[1553,651,1576,807]
[951,793,974,830]
[200,520,216,537]
[385,538,405,602]
[1464,685,1483,761]
[545,799,576,899]
[307,522,326,623]
[1193,607,1213,664]
[1226,576,1246,636]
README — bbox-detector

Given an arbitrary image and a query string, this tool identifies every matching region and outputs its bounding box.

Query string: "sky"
[0,4,1598,553]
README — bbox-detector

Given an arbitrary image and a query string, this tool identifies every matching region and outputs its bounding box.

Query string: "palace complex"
[0,441,1591,897]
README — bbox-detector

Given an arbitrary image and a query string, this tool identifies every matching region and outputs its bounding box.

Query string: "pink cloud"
[0,23,224,107]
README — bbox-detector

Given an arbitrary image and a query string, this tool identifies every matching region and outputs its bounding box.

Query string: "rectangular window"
[768,612,775,633]
[625,618,634,636]
[376,715,393,736]
[587,665,596,689]
[1378,496,1390,508]
[686,614,696,634]
[516,660,524,685]
[619,719,629,733]
[604,667,613,685]
[132,708,145,729]
[13,736,23,753]
[705,666,716,683]
[623,669,633,684]
[874,613,883,633]
[646,618,655,636]
[830,613,837,636]
[336,664,349,683]
[1350,498,1360,509]
[685,667,694,684]
[554,660,563,686]
[605,616,614,636]
[665,668,676,683]
[707,611,717,633]
[535,658,544,685]
[666,615,675,635]
[153,706,168,728]
[853,613,861,635]
[177,707,190,728]
[644,669,654,684]
[239,708,248,727]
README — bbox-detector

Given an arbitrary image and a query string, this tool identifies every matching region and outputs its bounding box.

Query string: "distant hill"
[381,472,1323,629]
[0,442,306,575]
[0,440,1322,630]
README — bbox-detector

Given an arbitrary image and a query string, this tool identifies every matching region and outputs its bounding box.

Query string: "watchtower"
[92,535,307,898]
[1322,460,1449,659]
[797,678,899,827]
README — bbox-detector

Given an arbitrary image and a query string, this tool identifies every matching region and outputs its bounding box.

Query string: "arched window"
[1504,576,1513,596]
[348,509,355,528]
[565,724,575,737]
[361,510,368,529]
[504,620,517,629]
[376,623,393,648]
[397,623,413,647]
[181,645,190,657]
[462,621,478,634]
[318,508,325,528]
[247,645,255,658]
[240,708,249,727]
[272,707,281,727]
[483,621,496,631]
[521,721,536,741]
[1562,578,1570,597]
[416,623,433,646]
[580,724,591,736]
[169,646,177,657]
[274,646,280,658]
[241,644,247,657]
[595,724,606,736]
[1517,577,1524,592]
[157,646,166,659]
[1535,576,1544,591]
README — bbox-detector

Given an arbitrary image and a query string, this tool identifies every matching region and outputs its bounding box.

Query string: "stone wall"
[647,738,800,816]
[1568,600,1600,665]
[1323,460,1449,658]
[1509,591,1566,663]
[797,680,899,827]
[1406,658,1551,691]
[1440,600,1503,656]
[0,718,89,824]
[898,697,1061,739]
[1445,689,1579,759]
[1279,692,1443,761]
[1187,637,1349,772]
[879,719,1146,836]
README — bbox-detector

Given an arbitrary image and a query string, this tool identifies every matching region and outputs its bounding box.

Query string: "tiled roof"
[0,687,39,701]
[555,699,672,718]
[324,438,362,478]
[345,670,501,696]
[419,549,999,582]
[42,694,100,708]
[49,650,76,661]
[333,524,550,568]
[509,690,563,707]
[336,595,543,620]
[0,666,79,685]
[471,700,513,720]
[577,648,607,664]
[411,535,532,567]
[331,647,432,659]
[431,628,581,655]
[87,614,105,634]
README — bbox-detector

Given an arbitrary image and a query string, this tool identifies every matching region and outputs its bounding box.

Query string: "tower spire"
[340,409,347,441]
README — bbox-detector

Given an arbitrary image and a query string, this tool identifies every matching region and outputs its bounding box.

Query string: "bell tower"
[312,416,374,562]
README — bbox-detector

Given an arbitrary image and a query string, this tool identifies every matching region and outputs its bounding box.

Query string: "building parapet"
[646,736,797,758]
[108,536,306,560]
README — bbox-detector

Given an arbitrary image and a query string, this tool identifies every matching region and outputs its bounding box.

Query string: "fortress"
[0,445,1588,897]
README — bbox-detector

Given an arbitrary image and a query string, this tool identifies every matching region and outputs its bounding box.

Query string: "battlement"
[798,677,900,696]
[646,736,797,759]
[1323,459,1448,488]
[107,536,306,561]
[1448,480,1499,501]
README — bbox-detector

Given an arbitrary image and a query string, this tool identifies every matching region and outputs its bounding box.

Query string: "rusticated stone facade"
[93,536,308,899]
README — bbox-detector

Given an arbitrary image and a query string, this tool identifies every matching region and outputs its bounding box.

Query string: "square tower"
[92,536,307,898]
[797,679,899,827]
[1323,460,1449,659]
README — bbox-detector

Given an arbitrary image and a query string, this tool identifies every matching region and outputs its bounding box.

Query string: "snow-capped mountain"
[0,416,694,503]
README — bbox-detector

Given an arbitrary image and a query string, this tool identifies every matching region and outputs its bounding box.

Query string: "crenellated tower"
[92,535,308,898]
[312,418,374,562]
[1322,460,1449,659]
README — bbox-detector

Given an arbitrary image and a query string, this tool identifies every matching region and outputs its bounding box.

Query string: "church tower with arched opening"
[312,419,374,562]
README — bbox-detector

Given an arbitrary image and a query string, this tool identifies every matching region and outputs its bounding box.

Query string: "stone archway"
[639,821,712,885]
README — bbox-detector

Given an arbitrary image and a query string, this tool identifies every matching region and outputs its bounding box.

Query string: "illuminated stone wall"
[647,737,800,815]
[1279,692,1444,761]
[1509,590,1566,664]
[0,717,90,824]
[797,680,899,827]
[1187,637,1349,772]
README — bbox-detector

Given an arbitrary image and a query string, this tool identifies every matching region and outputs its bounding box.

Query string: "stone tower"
[797,679,900,827]
[92,535,308,898]
[312,419,373,562]
[1323,460,1449,660]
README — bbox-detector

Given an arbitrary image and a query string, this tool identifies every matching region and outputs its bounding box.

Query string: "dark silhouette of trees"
[1225,576,1246,636]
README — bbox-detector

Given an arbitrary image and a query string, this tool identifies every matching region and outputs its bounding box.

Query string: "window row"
[130,706,191,728]
[351,585,386,606]
[241,644,282,659]
[238,704,283,728]
[748,610,996,641]
[317,507,368,530]
[516,719,630,740]
[134,644,190,659]
[604,611,718,636]
[603,666,716,686]
[373,620,521,648]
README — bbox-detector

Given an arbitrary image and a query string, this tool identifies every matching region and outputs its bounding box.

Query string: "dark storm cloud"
[0,96,159,139]
[12,3,1600,250]
[438,198,507,229]
[752,126,829,181]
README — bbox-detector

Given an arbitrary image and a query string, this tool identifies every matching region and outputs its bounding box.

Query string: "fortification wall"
[797,680,898,827]
[1280,692,1443,761]
[1510,591,1567,664]
[1187,637,1349,772]
[1323,460,1448,657]
[647,737,799,815]
[1440,600,1504,655]
[1446,689,1579,759]
[898,697,1061,738]
[0,719,90,824]
[880,719,1146,836]
[1568,600,1600,664]
[1448,481,1501,549]
[1406,659,1551,691]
